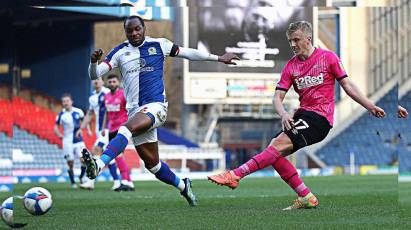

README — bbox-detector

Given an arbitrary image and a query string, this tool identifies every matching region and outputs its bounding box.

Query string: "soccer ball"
[1,197,13,226]
[23,187,53,215]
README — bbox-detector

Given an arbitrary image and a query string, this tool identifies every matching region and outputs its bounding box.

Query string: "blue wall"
[17,21,93,109]
[0,20,93,110]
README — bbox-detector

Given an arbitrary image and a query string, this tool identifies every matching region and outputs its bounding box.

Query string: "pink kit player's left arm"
[328,52,385,118]
[338,78,385,118]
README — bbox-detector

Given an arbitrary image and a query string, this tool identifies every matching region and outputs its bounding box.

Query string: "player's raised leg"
[82,111,154,179]
[82,124,132,179]
[207,145,281,189]
[208,133,290,189]
[209,132,317,209]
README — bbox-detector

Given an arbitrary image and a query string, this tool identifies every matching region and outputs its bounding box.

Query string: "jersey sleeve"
[88,97,94,112]
[328,52,347,81]
[159,38,179,57]
[55,112,63,125]
[103,43,126,70]
[276,65,293,92]
[78,109,85,119]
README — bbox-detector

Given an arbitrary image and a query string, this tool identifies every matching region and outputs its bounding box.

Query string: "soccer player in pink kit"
[104,74,135,191]
[208,21,386,210]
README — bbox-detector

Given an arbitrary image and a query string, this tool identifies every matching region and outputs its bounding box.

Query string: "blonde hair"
[286,21,313,37]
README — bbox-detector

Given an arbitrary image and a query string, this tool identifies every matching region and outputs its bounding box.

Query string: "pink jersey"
[105,89,128,132]
[276,48,347,126]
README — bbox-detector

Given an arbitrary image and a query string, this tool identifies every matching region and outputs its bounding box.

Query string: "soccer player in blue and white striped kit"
[54,93,86,189]
[82,15,239,206]
[78,78,121,191]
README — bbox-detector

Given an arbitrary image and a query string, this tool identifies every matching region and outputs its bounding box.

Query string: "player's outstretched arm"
[53,124,63,139]
[273,90,294,130]
[398,105,408,118]
[80,110,93,136]
[176,47,239,64]
[339,78,385,118]
[88,49,110,80]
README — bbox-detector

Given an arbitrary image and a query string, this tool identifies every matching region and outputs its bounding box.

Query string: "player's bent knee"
[270,134,293,153]
[125,114,152,135]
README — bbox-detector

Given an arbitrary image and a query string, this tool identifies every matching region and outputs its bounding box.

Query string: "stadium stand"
[0,99,12,137]
[4,88,226,174]
[0,132,12,176]
[316,87,399,166]
[12,126,64,169]
[12,95,96,149]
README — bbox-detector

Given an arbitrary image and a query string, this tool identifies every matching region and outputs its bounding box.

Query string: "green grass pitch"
[400,181,411,224]
[1,175,404,229]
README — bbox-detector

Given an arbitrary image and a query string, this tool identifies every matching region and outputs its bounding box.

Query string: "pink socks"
[233,146,280,178]
[115,156,131,181]
[272,156,310,197]
[232,145,311,197]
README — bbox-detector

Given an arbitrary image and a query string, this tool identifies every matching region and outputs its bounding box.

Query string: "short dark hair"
[107,74,119,80]
[123,16,145,28]
[61,93,72,100]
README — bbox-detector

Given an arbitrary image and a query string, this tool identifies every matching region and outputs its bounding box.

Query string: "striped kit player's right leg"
[82,103,197,206]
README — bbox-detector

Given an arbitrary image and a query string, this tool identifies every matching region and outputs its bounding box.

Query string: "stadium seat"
[11,127,65,170]
[316,87,400,166]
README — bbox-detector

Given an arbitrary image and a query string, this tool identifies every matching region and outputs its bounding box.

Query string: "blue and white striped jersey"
[56,107,84,144]
[88,86,110,135]
[102,36,178,110]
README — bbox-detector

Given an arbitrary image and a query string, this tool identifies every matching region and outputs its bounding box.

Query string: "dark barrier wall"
[17,21,93,110]
[0,20,93,110]
[0,17,14,86]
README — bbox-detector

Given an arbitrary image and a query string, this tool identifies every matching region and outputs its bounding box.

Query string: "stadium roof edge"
[45,6,174,20]
[73,0,171,7]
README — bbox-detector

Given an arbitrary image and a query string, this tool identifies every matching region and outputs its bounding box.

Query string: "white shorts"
[63,141,85,161]
[127,102,168,146]
[94,129,109,149]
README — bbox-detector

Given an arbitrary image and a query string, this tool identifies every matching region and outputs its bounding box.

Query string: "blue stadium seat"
[10,126,66,169]
[317,87,401,166]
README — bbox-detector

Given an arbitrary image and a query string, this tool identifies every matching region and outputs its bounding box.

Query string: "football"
[1,197,13,226]
[23,187,53,216]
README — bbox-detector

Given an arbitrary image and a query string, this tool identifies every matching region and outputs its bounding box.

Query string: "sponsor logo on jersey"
[126,58,154,73]
[294,73,324,90]
[148,47,157,55]
[106,104,121,112]
[139,58,146,67]
[125,51,131,56]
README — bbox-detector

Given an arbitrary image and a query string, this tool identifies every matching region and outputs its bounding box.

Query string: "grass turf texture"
[400,182,411,225]
[6,175,399,229]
